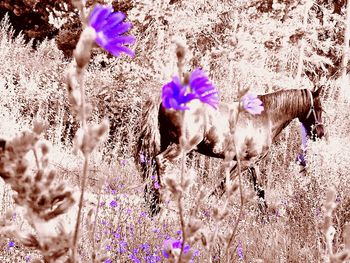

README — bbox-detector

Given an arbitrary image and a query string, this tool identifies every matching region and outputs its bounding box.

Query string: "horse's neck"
[261,90,310,139]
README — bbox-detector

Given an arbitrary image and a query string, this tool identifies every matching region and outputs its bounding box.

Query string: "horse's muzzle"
[314,124,325,140]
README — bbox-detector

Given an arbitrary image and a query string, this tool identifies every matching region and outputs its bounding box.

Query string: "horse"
[135,88,325,214]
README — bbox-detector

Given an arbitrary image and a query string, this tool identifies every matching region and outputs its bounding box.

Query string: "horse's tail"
[134,97,161,181]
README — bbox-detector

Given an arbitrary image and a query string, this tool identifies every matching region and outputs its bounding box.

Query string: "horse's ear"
[313,86,324,97]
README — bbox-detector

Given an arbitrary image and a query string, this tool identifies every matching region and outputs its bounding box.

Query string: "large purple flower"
[161,69,219,110]
[241,93,264,115]
[89,4,135,57]
[162,76,196,110]
[189,69,219,109]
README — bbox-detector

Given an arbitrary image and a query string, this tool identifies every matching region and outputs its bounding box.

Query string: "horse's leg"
[210,161,238,198]
[143,158,160,215]
[147,143,184,215]
[248,165,267,212]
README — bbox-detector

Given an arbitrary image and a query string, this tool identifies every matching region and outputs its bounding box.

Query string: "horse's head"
[299,87,325,141]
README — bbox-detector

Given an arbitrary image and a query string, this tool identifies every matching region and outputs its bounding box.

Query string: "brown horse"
[135,88,325,214]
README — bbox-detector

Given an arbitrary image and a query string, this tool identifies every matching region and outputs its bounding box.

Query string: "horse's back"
[234,111,272,161]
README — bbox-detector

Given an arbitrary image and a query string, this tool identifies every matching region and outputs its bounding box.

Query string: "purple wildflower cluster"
[162,69,219,110]
[96,206,201,263]
[237,241,244,260]
[162,237,200,262]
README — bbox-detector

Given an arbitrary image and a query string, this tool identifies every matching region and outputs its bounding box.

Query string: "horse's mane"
[259,89,311,116]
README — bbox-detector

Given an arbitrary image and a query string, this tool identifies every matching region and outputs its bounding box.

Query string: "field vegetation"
[0,0,350,262]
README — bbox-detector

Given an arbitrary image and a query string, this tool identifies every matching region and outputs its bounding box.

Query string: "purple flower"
[105,245,112,251]
[140,211,147,218]
[104,259,112,263]
[237,241,244,260]
[140,154,146,163]
[161,69,219,111]
[8,241,15,249]
[110,200,118,208]
[241,93,264,115]
[89,4,135,57]
[162,76,195,110]
[130,253,141,263]
[141,243,150,252]
[189,69,219,109]
[162,238,190,258]
[193,249,200,257]
[146,254,161,263]
[119,240,128,253]
[154,182,160,189]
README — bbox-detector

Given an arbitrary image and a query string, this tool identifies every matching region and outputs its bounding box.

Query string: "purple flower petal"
[189,69,219,109]
[103,12,126,31]
[107,35,136,46]
[161,69,219,110]
[89,5,113,30]
[162,77,191,110]
[106,22,133,36]
[162,238,191,259]
[110,200,118,207]
[106,44,135,57]
[89,4,135,57]
[154,182,160,189]
[241,93,264,115]
[8,241,15,248]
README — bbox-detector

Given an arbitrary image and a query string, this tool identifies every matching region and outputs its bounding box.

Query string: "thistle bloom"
[241,93,264,115]
[189,69,219,109]
[162,76,196,110]
[89,4,135,57]
[162,69,219,110]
